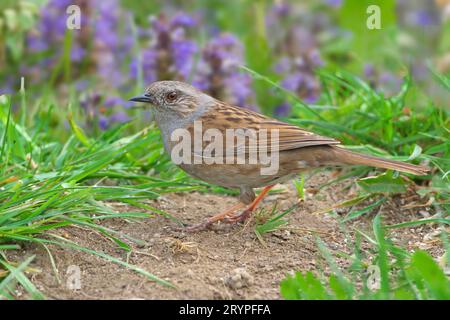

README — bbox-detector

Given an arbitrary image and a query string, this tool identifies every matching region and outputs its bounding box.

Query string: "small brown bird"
[130,81,429,231]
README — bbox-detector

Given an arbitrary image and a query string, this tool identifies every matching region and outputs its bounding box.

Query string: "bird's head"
[129,81,212,116]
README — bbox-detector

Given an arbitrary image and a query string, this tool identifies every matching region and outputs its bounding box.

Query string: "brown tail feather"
[332,146,430,176]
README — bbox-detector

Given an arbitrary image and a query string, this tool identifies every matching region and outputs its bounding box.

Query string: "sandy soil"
[6,172,445,299]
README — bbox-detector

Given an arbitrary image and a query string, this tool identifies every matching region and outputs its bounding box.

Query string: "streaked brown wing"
[187,102,340,158]
[249,118,340,151]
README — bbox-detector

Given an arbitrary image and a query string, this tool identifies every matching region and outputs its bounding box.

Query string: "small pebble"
[224,268,254,290]
[419,210,430,218]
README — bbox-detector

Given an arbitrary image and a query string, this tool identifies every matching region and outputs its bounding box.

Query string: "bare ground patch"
[6,172,445,299]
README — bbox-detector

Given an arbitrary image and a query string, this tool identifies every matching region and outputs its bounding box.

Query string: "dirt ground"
[6,172,445,299]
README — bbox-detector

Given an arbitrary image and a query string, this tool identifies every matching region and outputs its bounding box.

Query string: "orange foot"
[182,185,275,232]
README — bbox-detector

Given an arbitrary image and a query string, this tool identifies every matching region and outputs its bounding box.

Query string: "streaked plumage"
[130,81,429,231]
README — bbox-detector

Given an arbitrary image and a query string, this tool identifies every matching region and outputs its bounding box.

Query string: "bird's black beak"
[128,94,153,104]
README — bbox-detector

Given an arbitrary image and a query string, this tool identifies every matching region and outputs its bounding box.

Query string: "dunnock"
[130,81,429,231]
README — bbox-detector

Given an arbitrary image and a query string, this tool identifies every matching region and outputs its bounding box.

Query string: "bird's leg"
[225,185,275,224]
[181,185,275,232]
[182,202,246,232]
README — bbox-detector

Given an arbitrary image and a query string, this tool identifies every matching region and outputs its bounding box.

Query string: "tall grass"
[1,60,449,299]
[247,68,449,300]
[1,63,449,299]
[1,0,448,297]
[0,93,192,297]
[280,215,450,300]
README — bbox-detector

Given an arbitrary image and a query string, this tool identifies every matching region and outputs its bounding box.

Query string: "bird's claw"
[175,220,214,232]
[177,209,252,232]
[223,209,252,224]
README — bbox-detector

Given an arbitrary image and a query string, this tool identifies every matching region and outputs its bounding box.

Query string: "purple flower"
[211,33,240,48]
[0,77,15,95]
[27,34,48,52]
[274,102,291,117]
[131,13,198,82]
[308,49,324,67]
[49,0,72,9]
[97,51,124,87]
[325,0,342,8]
[70,45,85,62]
[90,1,134,87]
[39,0,72,41]
[22,0,73,81]
[224,73,254,107]
[304,93,319,104]
[23,0,133,89]
[93,1,120,49]
[104,96,134,109]
[75,80,89,91]
[191,79,209,91]
[150,15,169,33]
[273,2,291,17]
[271,23,324,106]
[171,12,197,28]
[413,10,435,26]
[361,65,405,96]
[104,96,124,108]
[266,2,291,28]
[411,63,428,81]
[138,49,158,83]
[193,33,256,109]
[275,56,322,104]
[171,39,198,79]
[129,59,139,81]
[0,86,13,95]
[378,71,402,95]
[79,92,133,130]
[275,57,291,74]
[364,63,375,78]
[95,25,119,49]
[281,73,304,92]
[110,111,131,123]
[98,116,109,130]
[379,72,398,84]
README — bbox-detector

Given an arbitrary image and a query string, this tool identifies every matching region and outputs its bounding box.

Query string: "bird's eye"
[165,91,177,102]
